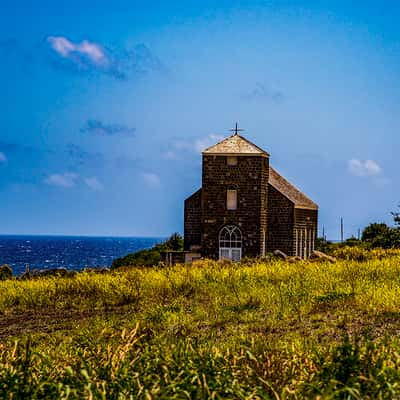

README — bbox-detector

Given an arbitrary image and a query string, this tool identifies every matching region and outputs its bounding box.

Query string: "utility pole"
[340,218,344,243]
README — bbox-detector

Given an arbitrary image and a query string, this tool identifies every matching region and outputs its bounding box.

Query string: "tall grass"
[1,249,400,398]
[2,328,400,399]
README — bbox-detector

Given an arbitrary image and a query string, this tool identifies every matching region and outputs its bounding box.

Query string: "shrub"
[362,223,390,242]
[0,264,12,280]
[111,248,162,268]
[362,222,400,249]
[112,233,184,269]
[332,246,400,261]
[372,228,400,249]
[159,232,184,251]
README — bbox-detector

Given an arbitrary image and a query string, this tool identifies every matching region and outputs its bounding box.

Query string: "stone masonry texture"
[183,135,318,259]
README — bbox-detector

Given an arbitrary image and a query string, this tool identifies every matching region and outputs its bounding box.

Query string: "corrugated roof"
[269,167,318,210]
[203,134,269,156]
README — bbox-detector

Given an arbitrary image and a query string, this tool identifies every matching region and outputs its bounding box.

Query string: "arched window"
[219,225,242,261]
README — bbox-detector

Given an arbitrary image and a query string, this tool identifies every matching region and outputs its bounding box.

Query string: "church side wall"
[184,189,202,251]
[293,208,318,258]
[266,185,294,255]
[259,158,269,256]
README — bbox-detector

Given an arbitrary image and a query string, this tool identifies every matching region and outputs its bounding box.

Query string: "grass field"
[1,248,400,399]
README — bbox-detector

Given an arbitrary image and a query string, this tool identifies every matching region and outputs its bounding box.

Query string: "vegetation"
[2,249,400,398]
[316,206,400,254]
[392,204,400,226]
[359,222,400,249]
[0,264,12,281]
[111,233,184,269]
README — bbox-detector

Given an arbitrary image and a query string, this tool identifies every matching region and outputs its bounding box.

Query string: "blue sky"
[0,1,398,239]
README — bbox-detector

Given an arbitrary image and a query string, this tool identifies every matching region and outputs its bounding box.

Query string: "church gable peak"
[202,133,269,157]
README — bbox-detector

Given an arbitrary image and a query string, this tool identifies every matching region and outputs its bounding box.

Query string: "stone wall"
[201,155,269,259]
[184,189,202,251]
[266,185,294,255]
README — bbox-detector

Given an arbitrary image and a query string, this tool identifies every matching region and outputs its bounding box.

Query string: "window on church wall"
[227,189,237,210]
[227,156,238,166]
[294,227,316,259]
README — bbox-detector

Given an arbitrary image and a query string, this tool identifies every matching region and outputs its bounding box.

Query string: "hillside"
[1,248,400,398]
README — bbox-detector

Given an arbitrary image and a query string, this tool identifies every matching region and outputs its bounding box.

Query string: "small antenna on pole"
[230,122,244,135]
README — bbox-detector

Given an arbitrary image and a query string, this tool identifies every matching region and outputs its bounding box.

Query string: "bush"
[362,222,400,249]
[112,233,184,269]
[372,228,400,249]
[362,223,390,242]
[111,248,162,269]
[315,237,333,253]
[0,264,12,280]
[159,232,184,251]
[332,246,400,261]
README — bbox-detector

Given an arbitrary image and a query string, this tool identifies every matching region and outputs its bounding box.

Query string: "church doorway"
[219,225,242,261]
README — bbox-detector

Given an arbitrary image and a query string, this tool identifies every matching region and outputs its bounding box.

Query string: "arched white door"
[219,225,242,261]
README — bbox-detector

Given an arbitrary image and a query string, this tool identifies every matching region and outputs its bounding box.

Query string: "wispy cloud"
[193,134,223,153]
[348,159,382,177]
[141,172,161,188]
[120,44,167,75]
[80,119,135,137]
[47,37,108,65]
[166,134,223,160]
[44,173,105,191]
[0,152,7,163]
[46,35,125,79]
[44,172,78,188]
[46,36,165,80]
[241,83,284,102]
[84,177,104,191]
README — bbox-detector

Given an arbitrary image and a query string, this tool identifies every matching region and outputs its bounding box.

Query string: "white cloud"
[193,134,223,152]
[141,172,161,188]
[166,134,223,159]
[348,159,382,177]
[85,177,104,191]
[47,36,109,66]
[0,152,7,163]
[47,36,75,57]
[44,172,78,188]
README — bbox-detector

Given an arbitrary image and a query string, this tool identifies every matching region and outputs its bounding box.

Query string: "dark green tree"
[361,223,390,242]
[158,232,183,251]
[392,204,400,227]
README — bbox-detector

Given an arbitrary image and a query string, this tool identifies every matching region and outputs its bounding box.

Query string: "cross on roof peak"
[229,122,244,135]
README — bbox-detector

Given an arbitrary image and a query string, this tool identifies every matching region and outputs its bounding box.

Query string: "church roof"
[269,167,318,210]
[203,134,269,156]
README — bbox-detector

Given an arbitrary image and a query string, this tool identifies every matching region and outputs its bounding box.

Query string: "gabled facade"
[184,133,318,261]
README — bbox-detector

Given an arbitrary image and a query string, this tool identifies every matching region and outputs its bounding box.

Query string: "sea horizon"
[0,233,168,239]
[0,235,165,275]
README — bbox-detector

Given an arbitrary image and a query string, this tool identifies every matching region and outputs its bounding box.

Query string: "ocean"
[0,235,163,275]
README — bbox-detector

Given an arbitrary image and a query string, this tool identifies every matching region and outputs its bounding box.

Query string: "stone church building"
[184,130,318,261]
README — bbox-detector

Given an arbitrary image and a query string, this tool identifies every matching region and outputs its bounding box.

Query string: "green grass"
[2,249,400,398]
